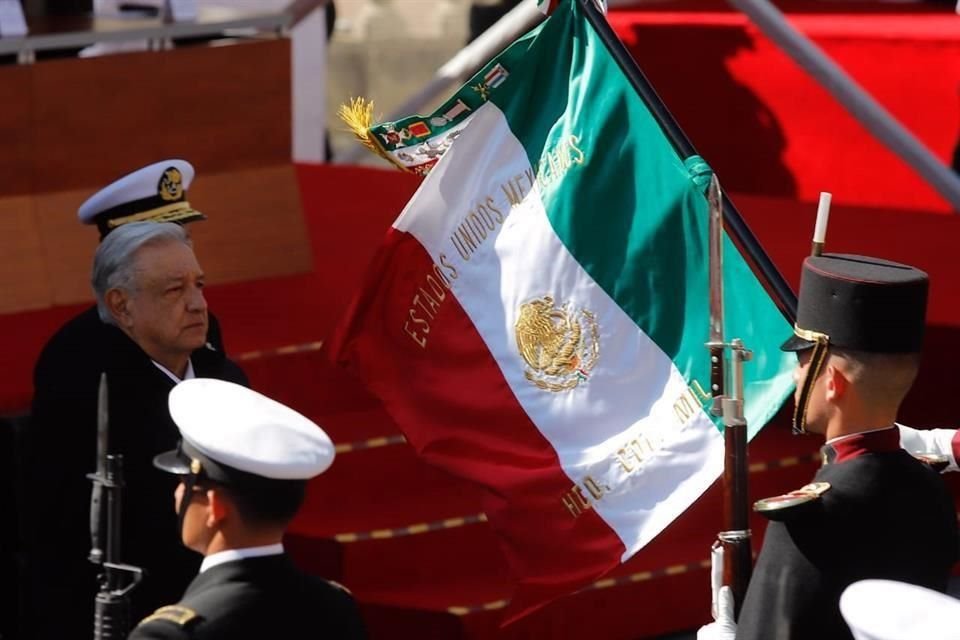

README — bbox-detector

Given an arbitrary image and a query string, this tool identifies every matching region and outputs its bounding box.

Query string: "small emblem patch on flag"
[444,99,471,121]
[484,64,510,90]
[408,121,431,138]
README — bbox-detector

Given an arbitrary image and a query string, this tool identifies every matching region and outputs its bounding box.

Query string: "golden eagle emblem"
[158,168,184,202]
[515,295,600,392]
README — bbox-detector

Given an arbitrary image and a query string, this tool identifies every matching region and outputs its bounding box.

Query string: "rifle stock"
[720,341,753,618]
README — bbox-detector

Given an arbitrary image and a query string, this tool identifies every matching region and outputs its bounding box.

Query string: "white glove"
[897,424,959,472]
[697,586,737,640]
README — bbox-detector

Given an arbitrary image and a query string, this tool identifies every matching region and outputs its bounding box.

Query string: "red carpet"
[609,5,960,214]
[5,3,960,637]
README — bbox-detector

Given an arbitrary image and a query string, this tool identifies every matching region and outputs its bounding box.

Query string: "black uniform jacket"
[128,554,367,640]
[737,427,959,640]
[24,312,245,639]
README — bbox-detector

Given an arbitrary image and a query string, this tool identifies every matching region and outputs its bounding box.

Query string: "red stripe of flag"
[328,227,626,621]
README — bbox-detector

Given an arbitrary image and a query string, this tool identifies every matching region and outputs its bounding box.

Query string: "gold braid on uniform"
[137,605,201,628]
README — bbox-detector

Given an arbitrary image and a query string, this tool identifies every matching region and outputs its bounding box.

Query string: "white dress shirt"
[152,358,196,384]
[199,543,285,574]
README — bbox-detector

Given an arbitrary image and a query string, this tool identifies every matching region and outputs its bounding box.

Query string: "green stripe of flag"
[490,0,794,435]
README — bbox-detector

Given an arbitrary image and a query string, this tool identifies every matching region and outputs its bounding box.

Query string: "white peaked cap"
[78,159,204,230]
[840,579,960,640]
[168,378,335,480]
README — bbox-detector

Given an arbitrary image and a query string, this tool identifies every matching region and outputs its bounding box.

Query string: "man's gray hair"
[91,222,191,325]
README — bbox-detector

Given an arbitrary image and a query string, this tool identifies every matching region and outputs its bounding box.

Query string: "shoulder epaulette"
[139,605,201,628]
[914,453,950,473]
[327,579,353,595]
[753,481,831,522]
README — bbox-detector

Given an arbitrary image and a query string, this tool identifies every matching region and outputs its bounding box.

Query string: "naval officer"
[128,379,366,640]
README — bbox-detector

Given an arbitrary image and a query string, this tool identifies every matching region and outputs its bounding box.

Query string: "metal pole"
[728,0,960,214]
[577,0,797,322]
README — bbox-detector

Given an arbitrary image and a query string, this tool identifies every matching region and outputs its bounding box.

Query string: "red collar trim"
[821,426,900,465]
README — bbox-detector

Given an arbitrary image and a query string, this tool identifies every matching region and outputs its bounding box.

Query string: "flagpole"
[577,0,780,618]
[576,0,797,323]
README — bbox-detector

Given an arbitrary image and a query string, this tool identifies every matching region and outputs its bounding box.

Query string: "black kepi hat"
[783,254,928,435]
[781,254,928,354]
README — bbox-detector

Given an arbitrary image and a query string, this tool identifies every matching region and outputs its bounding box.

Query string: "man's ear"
[206,487,230,528]
[105,289,133,328]
[824,363,849,402]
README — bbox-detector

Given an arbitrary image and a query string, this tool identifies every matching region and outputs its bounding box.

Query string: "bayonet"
[707,174,725,415]
[89,373,108,565]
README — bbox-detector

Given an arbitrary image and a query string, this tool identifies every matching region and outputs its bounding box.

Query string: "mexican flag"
[331,0,795,620]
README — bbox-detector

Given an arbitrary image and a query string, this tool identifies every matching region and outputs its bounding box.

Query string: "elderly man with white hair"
[25,222,248,640]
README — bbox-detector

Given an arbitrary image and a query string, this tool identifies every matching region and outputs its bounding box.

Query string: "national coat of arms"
[514,295,600,392]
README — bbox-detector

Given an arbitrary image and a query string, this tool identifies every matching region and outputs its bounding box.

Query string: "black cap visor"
[153,446,192,475]
[780,333,816,352]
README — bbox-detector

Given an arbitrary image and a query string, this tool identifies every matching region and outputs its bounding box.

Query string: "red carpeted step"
[285,449,818,613]
[241,348,402,443]
[288,501,738,639]
[338,523,512,609]
[282,397,821,618]
[278,401,825,639]
[289,442,486,537]
[358,568,709,640]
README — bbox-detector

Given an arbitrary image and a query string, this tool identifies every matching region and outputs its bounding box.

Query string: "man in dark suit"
[33,159,224,395]
[24,221,247,639]
[128,378,366,640]
[728,254,958,640]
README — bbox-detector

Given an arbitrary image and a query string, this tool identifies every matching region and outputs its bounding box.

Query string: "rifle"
[706,176,752,618]
[88,373,143,640]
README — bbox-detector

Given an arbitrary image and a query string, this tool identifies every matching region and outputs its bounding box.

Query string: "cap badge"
[190,458,202,475]
[515,295,599,393]
[158,168,184,202]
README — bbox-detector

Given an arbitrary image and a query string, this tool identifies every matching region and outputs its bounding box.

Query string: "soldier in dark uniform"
[128,378,366,640]
[733,254,959,640]
[24,221,247,639]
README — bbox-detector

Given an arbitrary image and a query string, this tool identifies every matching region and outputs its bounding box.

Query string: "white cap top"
[840,579,960,640]
[168,379,335,480]
[78,159,204,232]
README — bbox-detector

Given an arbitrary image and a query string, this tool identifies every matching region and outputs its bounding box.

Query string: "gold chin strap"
[792,325,830,435]
[178,458,204,534]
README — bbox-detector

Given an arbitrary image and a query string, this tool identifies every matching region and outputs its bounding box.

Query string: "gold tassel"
[336,97,410,172]
[337,97,378,152]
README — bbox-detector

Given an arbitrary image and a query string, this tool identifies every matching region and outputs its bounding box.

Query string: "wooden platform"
[0,37,311,313]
